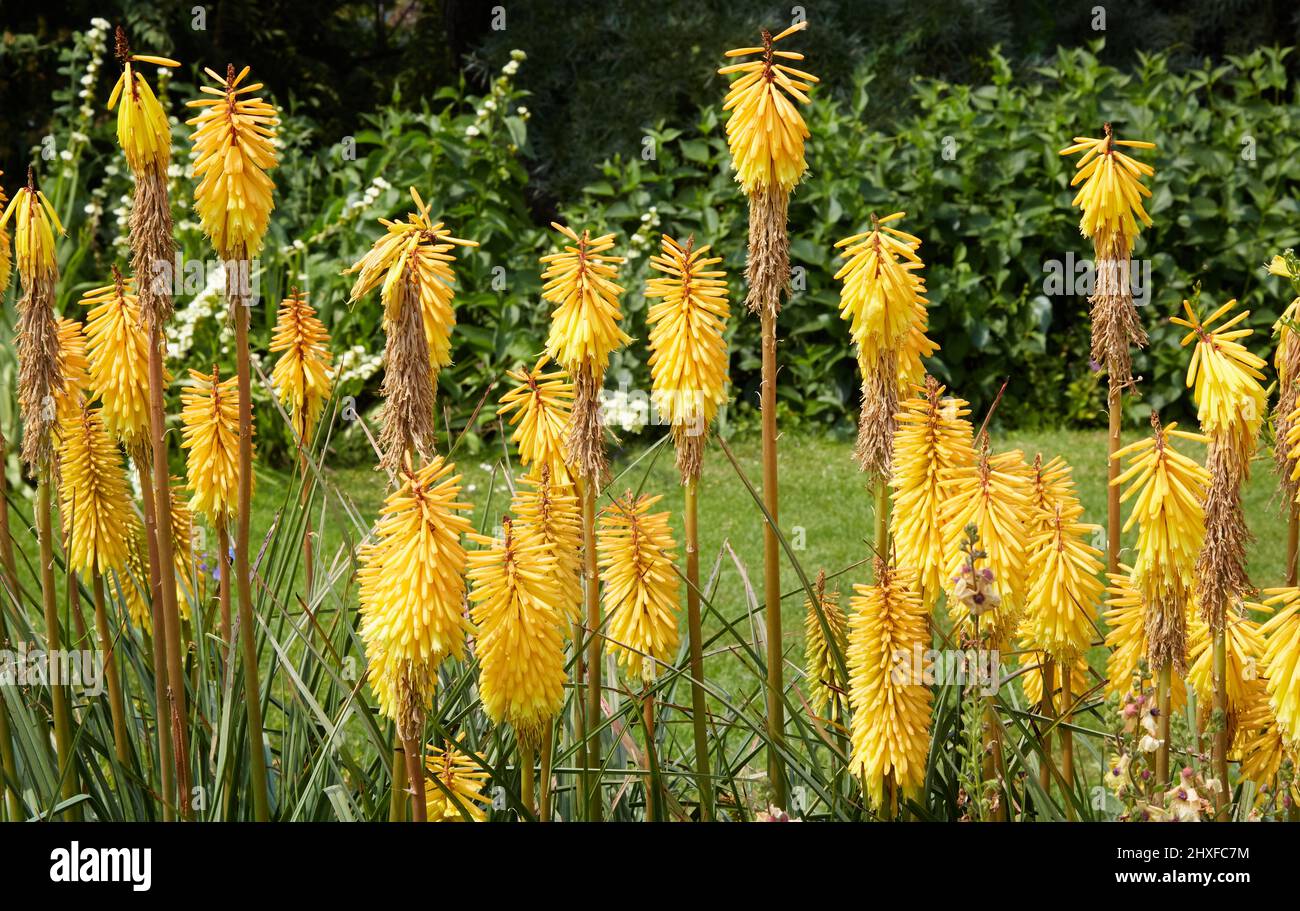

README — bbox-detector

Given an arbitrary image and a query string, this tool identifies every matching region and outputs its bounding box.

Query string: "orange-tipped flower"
[834,213,928,365]
[425,738,491,822]
[645,234,731,431]
[269,289,332,445]
[186,64,279,257]
[467,516,568,749]
[597,492,681,683]
[1022,501,1105,661]
[541,223,630,378]
[106,30,179,174]
[0,177,64,286]
[358,457,473,727]
[718,21,819,195]
[1172,297,1267,457]
[180,366,246,524]
[57,403,139,574]
[80,272,155,445]
[344,186,477,374]
[497,356,573,482]
[1059,128,1156,246]
[847,560,931,809]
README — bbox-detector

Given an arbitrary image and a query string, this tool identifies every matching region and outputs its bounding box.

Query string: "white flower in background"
[510,49,526,61]
[502,60,519,76]
[466,125,481,138]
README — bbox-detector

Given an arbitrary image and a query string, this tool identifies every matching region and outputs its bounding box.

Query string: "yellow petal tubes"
[1258,588,1300,743]
[1101,568,1188,707]
[1187,609,1265,743]
[497,356,573,483]
[358,458,473,731]
[1172,297,1267,459]
[425,739,491,822]
[597,493,681,683]
[511,470,583,624]
[1058,129,1155,247]
[344,187,477,372]
[53,318,90,421]
[0,177,63,286]
[80,272,154,445]
[186,64,279,258]
[468,516,567,749]
[645,234,731,435]
[939,445,1033,642]
[180,366,246,524]
[57,404,139,574]
[106,31,179,174]
[1111,417,1208,671]
[889,378,975,607]
[803,572,847,721]
[269,289,333,445]
[718,21,818,195]
[1025,454,1077,537]
[847,561,931,810]
[834,213,927,366]
[1022,501,1105,661]
[541,222,630,379]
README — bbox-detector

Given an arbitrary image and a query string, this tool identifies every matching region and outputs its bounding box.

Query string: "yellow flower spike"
[896,301,940,392]
[344,189,477,375]
[718,21,819,195]
[834,214,929,365]
[938,442,1034,642]
[1187,607,1267,743]
[1111,416,1208,671]
[1171,297,1268,458]
[1058,126,1156,246]
[1101,568,1189,706]
[467,516,568,750]
[540,223,630,379]
[511,469,583,624]
[802,571,847,722]
[0,172,11,292]
[269,289,333,445]
[80,269,156,446]
[186,64,279,258]
[53,318,90,422]
[1025,453,1078,537]
[180,365,246,524]
[107,28,179,174]
[0,172,63,286]
[1258,587,1300,743]
[166,475,200,620]
[1022,502,1105,662]
[1235,678,1295,795]
[597,492,681,683]
[56,403,140,575]
[889,378,975,608]
[847,560,931,810]
[645,233,731,431]
[497,356,574,482]
[358,457,474,726]
[424,738,492,822]
[120,525,153,634]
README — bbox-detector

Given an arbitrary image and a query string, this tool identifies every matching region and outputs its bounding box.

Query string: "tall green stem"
[232,291,270,821]
[136,453,174,821]
[683,478,713,820]
[1212,629,1229,817]
[1156,662,1172,786]
[92,574,130,766]
[39,478,79,818]
[760,308,786,808]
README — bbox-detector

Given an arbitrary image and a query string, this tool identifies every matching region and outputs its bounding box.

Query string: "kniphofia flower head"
[1059,126,1156,247]
[344,187,477,372]
[803,570,847,721]
[80,269,155,446]
[467,515,568,749]
[645,234,731,435]
[497,356,573,483]
[53,318,90,422]
[57,402,140,575]
[1188,608,1266,745]
[597,492,681,683]
[1257,587,1300,745]
[425,739,491,822]
[511,469,582,624]
[0,169,64,286]
[1022,501,1105,661]
[889,378,975,607]
[107,28,179,174]
[541,222,630,378]
[180,365,246,524]
[847,560,931,809]
[834,213,928,365]
[269,289,333,445]
[718,21,819,195]
[1025,453,1078,538]
[1172,297,1267,459]
[186,64,279,258]
[358,457,473,732]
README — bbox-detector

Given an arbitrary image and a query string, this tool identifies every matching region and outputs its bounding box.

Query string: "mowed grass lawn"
[248,427,1291,701]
